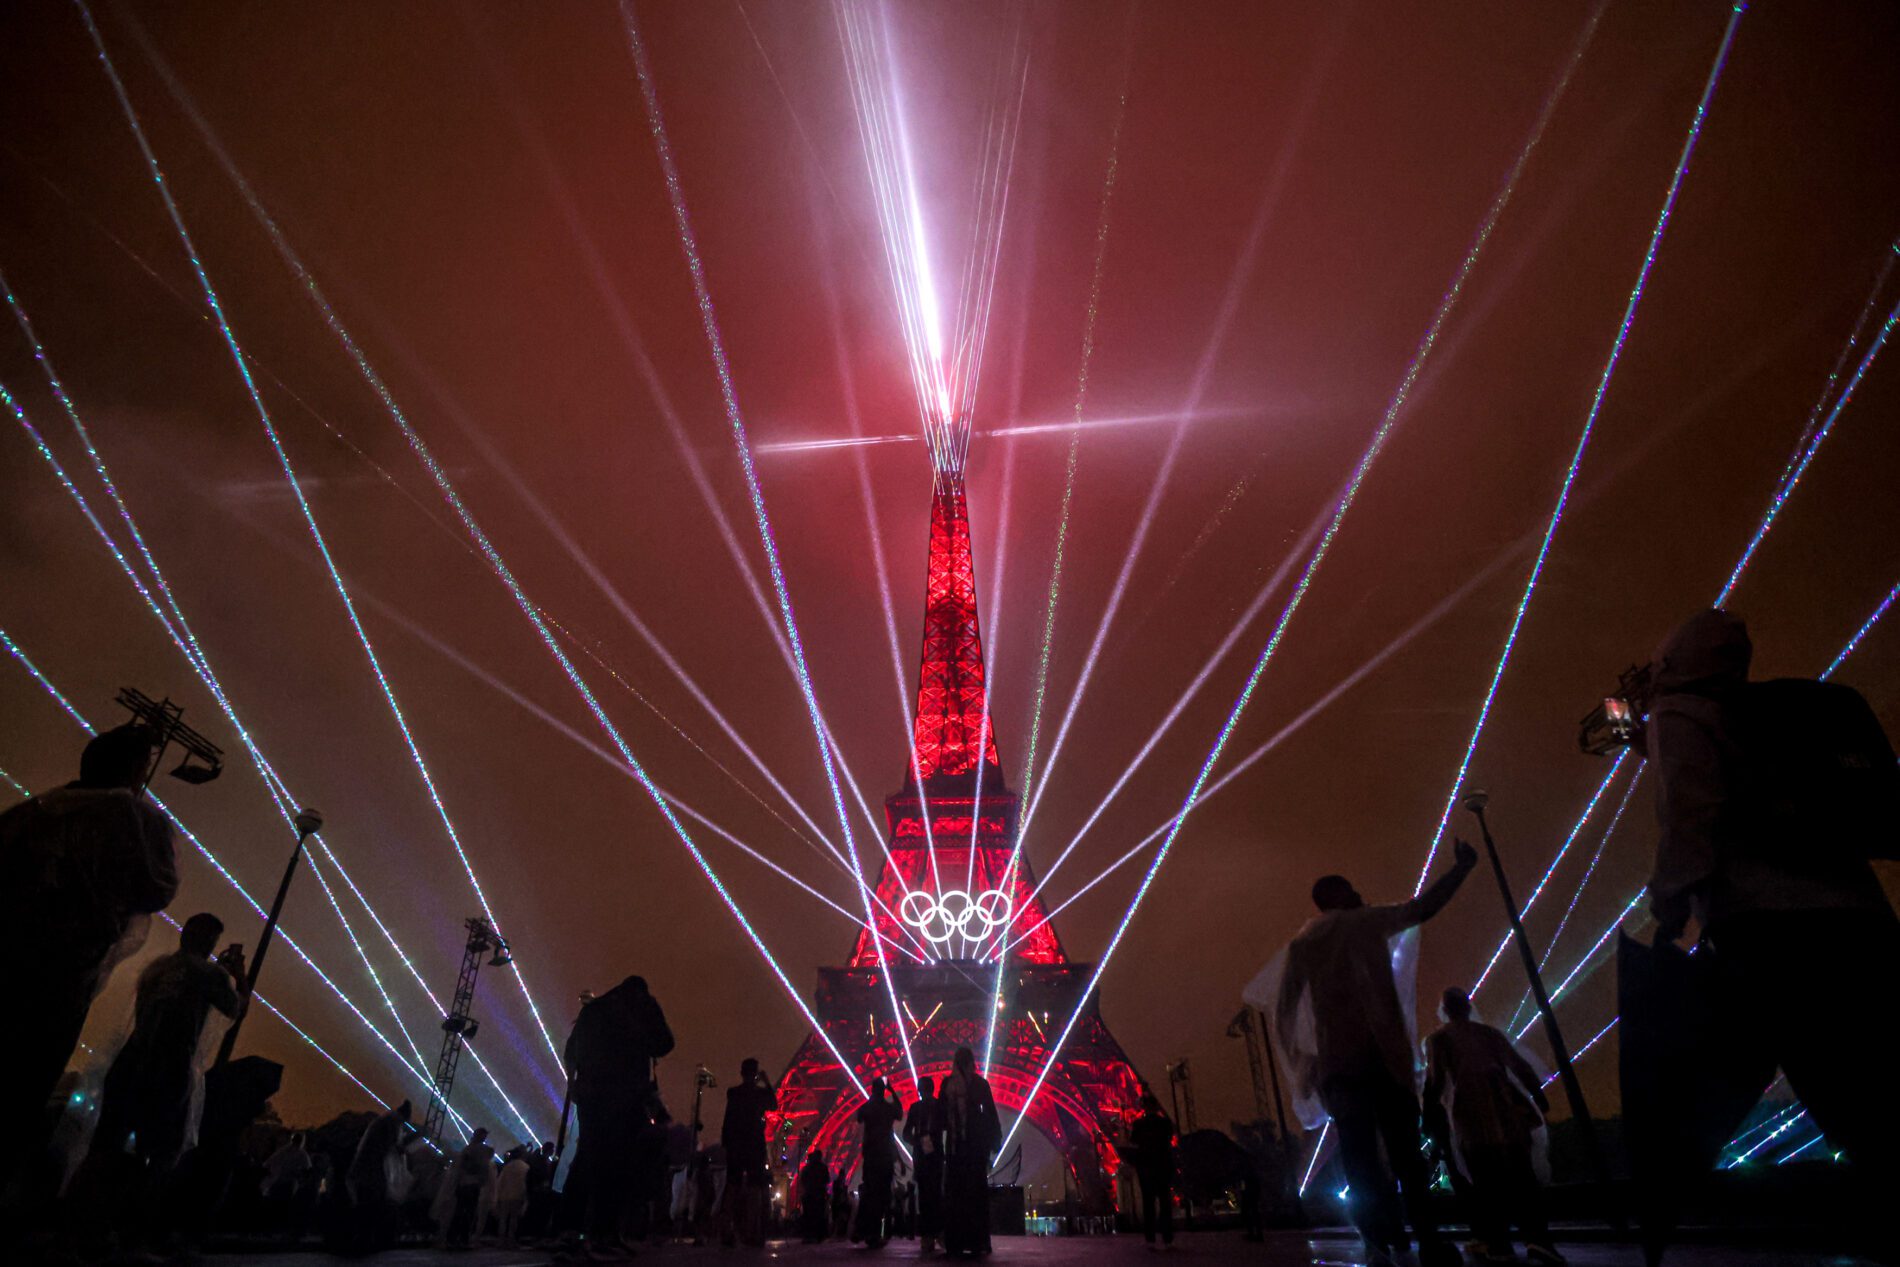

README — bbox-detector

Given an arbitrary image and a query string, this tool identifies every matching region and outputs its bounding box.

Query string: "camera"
[1578,663,1655,756]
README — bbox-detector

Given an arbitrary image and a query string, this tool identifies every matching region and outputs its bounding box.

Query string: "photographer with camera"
[719,1057,776,1247]
[1643,609,1900,1175]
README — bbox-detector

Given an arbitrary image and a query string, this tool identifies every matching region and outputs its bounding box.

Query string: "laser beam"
[625,1,911,1082]
[1014,4,1349,848]
[1001,1,1623,1152]
[1504,767,1643,1034]
[1717,297,1900,603]
[127,0,905,1078]
[1473,266,1897,1001]
[984,74,1128,1067]
[1468,751,1630,995]
[0,289,469,1110]
[1416,1,1747,893]
[77,0,569,1089]
[1765,238,1898,507]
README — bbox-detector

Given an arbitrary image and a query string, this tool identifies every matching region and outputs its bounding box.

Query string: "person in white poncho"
[1247,839,1477,1267]
[1423,986,1560,1266]
[89,912,240,1171]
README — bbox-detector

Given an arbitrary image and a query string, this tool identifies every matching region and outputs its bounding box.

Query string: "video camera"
[1578,663,1655,756]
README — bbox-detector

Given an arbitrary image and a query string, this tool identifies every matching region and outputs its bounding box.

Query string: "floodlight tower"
[115,687,223,793]
[1166,1058,1197,1134]
[423,916,512,1144]
[1226,1009,1275,1126]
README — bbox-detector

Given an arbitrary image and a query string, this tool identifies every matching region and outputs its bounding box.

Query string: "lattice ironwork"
[777,469,1148,1211]
[848,795,1064,968]
[909,475,1001,785]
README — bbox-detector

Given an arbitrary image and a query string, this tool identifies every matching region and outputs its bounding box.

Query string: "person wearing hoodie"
[0,724,176,1190]
[564,975,674,1258]
[1645,608,1899,1175]
[796,1150,831,1243]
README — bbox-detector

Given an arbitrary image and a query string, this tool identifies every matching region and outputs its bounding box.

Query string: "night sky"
[2,0,1897,1165]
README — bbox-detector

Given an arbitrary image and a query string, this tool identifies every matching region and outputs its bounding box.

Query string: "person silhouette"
[903,1075,946,1253]
[1423,986,1559,1265]
[1130,1093,1177,1247]
[1276,841,1478,1267]
[939,1047,1000,1258]
[564,975,673,1253]
[346,1099,414,1251]
[0,724,175,1188]
[719,1057,775,1246]
[797,1149,830,1243]
[1639,609,1900,1253]
[90,912,242,1170]
[852,1077,903,1247]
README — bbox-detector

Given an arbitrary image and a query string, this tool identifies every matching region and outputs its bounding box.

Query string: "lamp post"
[216,807,322,1066]
[1463,791,1618,1215]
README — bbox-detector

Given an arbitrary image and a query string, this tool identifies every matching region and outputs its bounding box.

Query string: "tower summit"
[775,469,1146,1211]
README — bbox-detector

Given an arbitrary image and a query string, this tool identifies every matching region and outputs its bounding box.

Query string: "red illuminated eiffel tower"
[773,472,1148,1210]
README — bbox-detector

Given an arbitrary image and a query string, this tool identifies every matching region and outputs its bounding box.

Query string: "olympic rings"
[897,887,1014,944]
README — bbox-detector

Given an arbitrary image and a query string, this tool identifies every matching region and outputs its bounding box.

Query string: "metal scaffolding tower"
[1228,1007,1273,1121]
[423,916,510,1144]
[1166,1057,1197,1134]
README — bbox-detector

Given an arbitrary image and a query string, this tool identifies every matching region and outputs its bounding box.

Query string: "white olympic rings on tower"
[897,887,1014,945]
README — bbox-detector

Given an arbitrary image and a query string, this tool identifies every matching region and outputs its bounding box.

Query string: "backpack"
[1725,678,1900,863]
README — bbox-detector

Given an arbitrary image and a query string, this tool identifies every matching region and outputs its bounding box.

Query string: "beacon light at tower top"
[836,0,1026,472]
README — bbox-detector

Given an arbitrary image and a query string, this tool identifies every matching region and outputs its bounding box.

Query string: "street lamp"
[216,807,323,1066]
[1463,791,1618,1223]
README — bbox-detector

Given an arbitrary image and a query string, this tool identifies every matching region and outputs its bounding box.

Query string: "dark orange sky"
[2,0,1896,1165]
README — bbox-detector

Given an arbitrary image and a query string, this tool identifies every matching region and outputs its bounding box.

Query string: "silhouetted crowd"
[4,607,1897,1265]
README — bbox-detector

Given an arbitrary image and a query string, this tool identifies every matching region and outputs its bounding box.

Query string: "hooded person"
[346,1100,414,1251]
[437,1126,495,1248]
[495,1147,531,1244]
[564,974,674,1252]
[1422,987,1559,1266]
[0,724,176,1189]
[1129,1093,1177,1248]
[797,1149,831,1243]
[1628,609,1900,1256]
[1647,607,1897,937]
[939,1046,1000,1258]
[1245,840,1478,1267]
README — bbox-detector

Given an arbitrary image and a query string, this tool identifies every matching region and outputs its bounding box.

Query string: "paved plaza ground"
[190,1230,1886,1267]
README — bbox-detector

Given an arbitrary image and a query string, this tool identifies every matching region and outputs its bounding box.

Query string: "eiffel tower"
[773,471,1148,1210]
